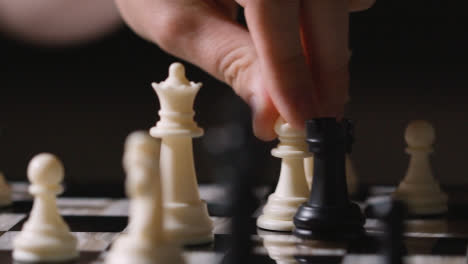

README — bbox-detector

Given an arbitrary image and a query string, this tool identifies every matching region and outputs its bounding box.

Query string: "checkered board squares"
[0,214,25,231]
[0,183,467,264]
[0,232,118,251]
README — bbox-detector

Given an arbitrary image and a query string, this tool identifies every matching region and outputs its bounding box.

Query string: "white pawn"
[0,172,12,206]
[257,118,311,231]
[150,63,213,245]
[392,120,448,215]
[13,153,78,262]
[105,132,185,264]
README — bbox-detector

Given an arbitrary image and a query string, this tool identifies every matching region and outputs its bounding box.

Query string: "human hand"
[114,0,374,140]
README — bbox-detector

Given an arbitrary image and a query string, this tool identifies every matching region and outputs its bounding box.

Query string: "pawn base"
[164,200,214,246]
[257,194,307,232]
[293,202,364,241]
[392,188,448,216]
[257,215,295,232]
[13,231,78,262]
[105,235,185,264]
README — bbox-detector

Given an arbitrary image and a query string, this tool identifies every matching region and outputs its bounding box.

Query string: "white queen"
[150,63,203,137]
[150,63,213,246]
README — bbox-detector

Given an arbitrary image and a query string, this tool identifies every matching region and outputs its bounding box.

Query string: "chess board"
[0,183,467,264]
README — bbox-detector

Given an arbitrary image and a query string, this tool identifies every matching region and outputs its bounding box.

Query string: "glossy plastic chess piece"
[305,155,359,197]
[392,120,447,215]
[105,132,185,264]
[13,153,78,262]
[294,118,364,240]
[257,118,311,231]
[150,63,213,245]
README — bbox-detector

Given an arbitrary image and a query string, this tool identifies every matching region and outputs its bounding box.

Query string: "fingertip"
[349,0,376,12]
[286,116,306,131]
[253,121,277,141]
[281,89,317,131]
[250,95,278,141]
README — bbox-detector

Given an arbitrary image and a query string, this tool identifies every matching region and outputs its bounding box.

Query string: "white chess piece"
[392,120,448,215]
[105,132,185,264]
[304,155,358,196]
[304,157,313,188]
[257,118,311,231]
[13,153,78,262]
[150,63,213,245]
[0,172,12,206]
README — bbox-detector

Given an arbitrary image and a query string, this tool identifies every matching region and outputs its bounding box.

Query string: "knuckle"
[216,45,255,98]
[148,10,196,52]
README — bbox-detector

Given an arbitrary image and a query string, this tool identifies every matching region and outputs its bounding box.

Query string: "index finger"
[241,0,320,129]
[300,0,350,117]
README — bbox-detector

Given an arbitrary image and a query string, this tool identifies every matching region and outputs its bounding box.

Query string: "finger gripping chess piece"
[150,63,213,245]
[105,131,185,264]
[13,153,78,262]
[257,118,311,231]
[392,120,448,215]
[293,118,364,240]
[0,172,12,206]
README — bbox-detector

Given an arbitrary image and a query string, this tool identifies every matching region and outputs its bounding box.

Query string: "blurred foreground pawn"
[392,120,448,215]
[294,118,364,240]
[13,153,78,262]
[0,172,11,206]
[257,118,310,231]
[105,132,185,264]
[223,147,258,264]
[371,198,406,264]
[150,63,213,245]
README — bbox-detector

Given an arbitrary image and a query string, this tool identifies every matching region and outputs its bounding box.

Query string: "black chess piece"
[293,118,365,240]
[371,198,407,264]
[222,127,262,264]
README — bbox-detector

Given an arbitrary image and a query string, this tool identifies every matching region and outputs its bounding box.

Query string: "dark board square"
[0,201,33,214]
[0,250,101,264]
[0,250,11,264]
[11,216,128,232]
[432,237,468,255]
[207,203,231,217]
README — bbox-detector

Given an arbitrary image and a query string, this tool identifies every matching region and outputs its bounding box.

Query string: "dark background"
[1,1,467,194]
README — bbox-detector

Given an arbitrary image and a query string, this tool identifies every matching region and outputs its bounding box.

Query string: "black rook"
[293,118,364,240]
